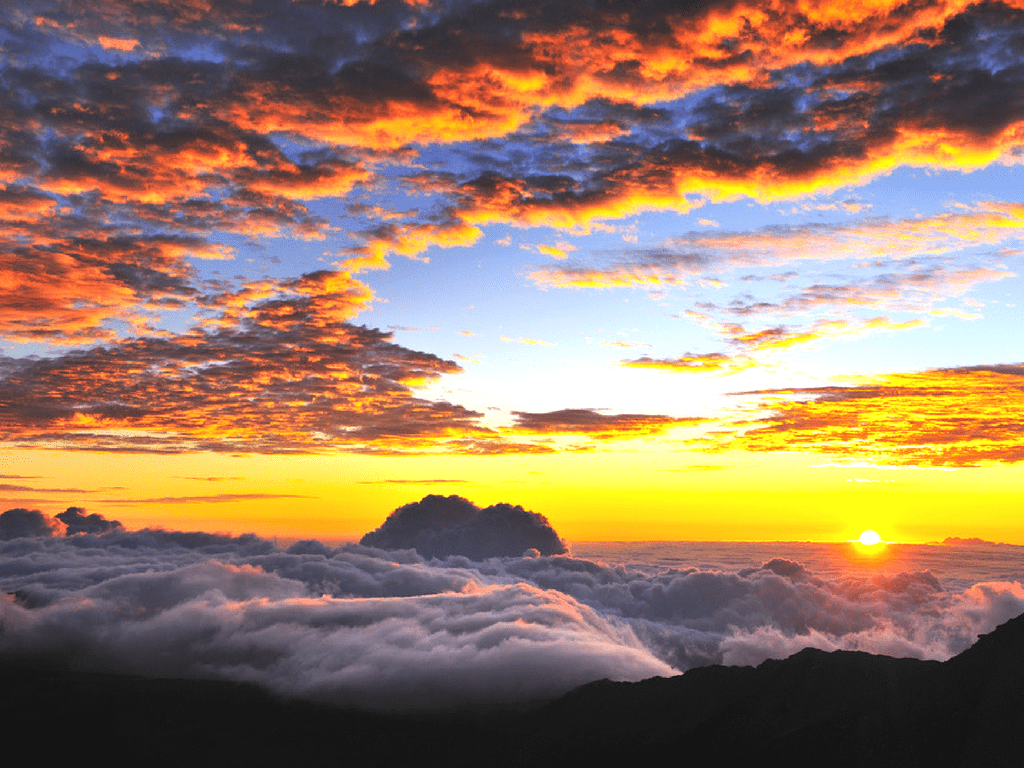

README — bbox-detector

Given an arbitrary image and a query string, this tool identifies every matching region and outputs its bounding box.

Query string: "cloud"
[2,505,1022,709]
[510,408,703,438]
[8,0,1024,287]
[55,506,123,535]
[1,6,1023,319]
[532,205,1020,371]
[0,508,64,539]
[102,494,313,505]
[722,364,1024,466]
[359,494,567,559]
[0,559,674,709]
[5,476,1024,709]
[500,335,556,346]
[0,269,509,454]
[621,352,745,374]
[617,315,928,376]
[530,206,1024,290]
[697,264,1013,321]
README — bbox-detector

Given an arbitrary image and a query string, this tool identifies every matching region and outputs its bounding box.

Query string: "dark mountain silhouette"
[2,612,1022,766]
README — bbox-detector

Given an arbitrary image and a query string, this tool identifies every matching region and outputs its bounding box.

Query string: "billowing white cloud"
[1,507,1022,710]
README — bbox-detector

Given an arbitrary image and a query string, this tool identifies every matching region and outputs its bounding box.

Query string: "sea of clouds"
[2,501,1023,711]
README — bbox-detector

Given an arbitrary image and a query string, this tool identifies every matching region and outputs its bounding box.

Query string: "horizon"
[3,1,1024,546]
[10,493,1024,547]
[10,493,1024,549]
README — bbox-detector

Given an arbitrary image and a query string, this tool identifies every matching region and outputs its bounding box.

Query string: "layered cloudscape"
[3,503,1023,709]
[2,1,1023,542]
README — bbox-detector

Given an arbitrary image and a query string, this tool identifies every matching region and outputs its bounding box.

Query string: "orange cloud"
[0,270,496,454]
[0,186,58,219]
[621,352,748,374]
[97,36,139,51]
[543,119,629,144]
[0,224,223,343]
[619,314,927,378]
[233,156,370,200]
[537,243,573,259]
[724,364,1024,466]
[344,220,483,266]
[12,0,1024,277]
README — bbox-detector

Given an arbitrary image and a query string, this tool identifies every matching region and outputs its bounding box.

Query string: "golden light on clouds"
[2,0,1024,542]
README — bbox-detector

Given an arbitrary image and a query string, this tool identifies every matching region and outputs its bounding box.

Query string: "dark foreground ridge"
[3,612,1023,767]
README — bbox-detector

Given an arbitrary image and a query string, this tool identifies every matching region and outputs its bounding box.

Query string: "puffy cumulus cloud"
[0,506,121,539]
[55,506,124,535]
[360,494,567,559]
[723,364,1024,466]
[2,512,1022,709]
[0,508,65,539]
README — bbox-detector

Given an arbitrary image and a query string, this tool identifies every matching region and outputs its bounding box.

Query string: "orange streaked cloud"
[723,365,1024,467]
[0,271,487,454]
[621,352,745,375]
[510,409,705,439]
[620,315,928,377]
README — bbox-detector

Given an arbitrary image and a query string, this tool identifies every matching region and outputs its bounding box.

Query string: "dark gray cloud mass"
[1,502,1023,710]
[55,506,124,535]
[0,507,64,539]
[359,494,568,559]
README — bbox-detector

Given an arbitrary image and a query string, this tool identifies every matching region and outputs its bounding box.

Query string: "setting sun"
[859,530,882,546]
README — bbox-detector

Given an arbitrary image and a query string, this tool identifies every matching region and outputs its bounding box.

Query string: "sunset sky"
[2,0,1023,544]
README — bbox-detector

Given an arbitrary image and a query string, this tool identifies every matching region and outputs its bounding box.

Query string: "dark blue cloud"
[360,494,567,559]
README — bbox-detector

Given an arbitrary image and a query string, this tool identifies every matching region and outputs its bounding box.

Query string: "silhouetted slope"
[526,612,1024,766]
[2,612,1022,766]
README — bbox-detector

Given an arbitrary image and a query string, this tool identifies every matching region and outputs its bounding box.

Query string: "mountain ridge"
[2,612,1022,766]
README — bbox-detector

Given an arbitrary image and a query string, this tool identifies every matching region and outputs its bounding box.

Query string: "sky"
[2,0,1024,544]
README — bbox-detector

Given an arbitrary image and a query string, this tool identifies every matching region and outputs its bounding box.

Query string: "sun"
[858,529,882,546]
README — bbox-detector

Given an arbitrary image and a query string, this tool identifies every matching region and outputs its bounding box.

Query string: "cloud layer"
[724,364,1024,466]
[3,0,1024,457]
[3,503,1022,709]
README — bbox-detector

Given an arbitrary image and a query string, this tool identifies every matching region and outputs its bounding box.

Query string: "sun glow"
[859,529,882,546]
